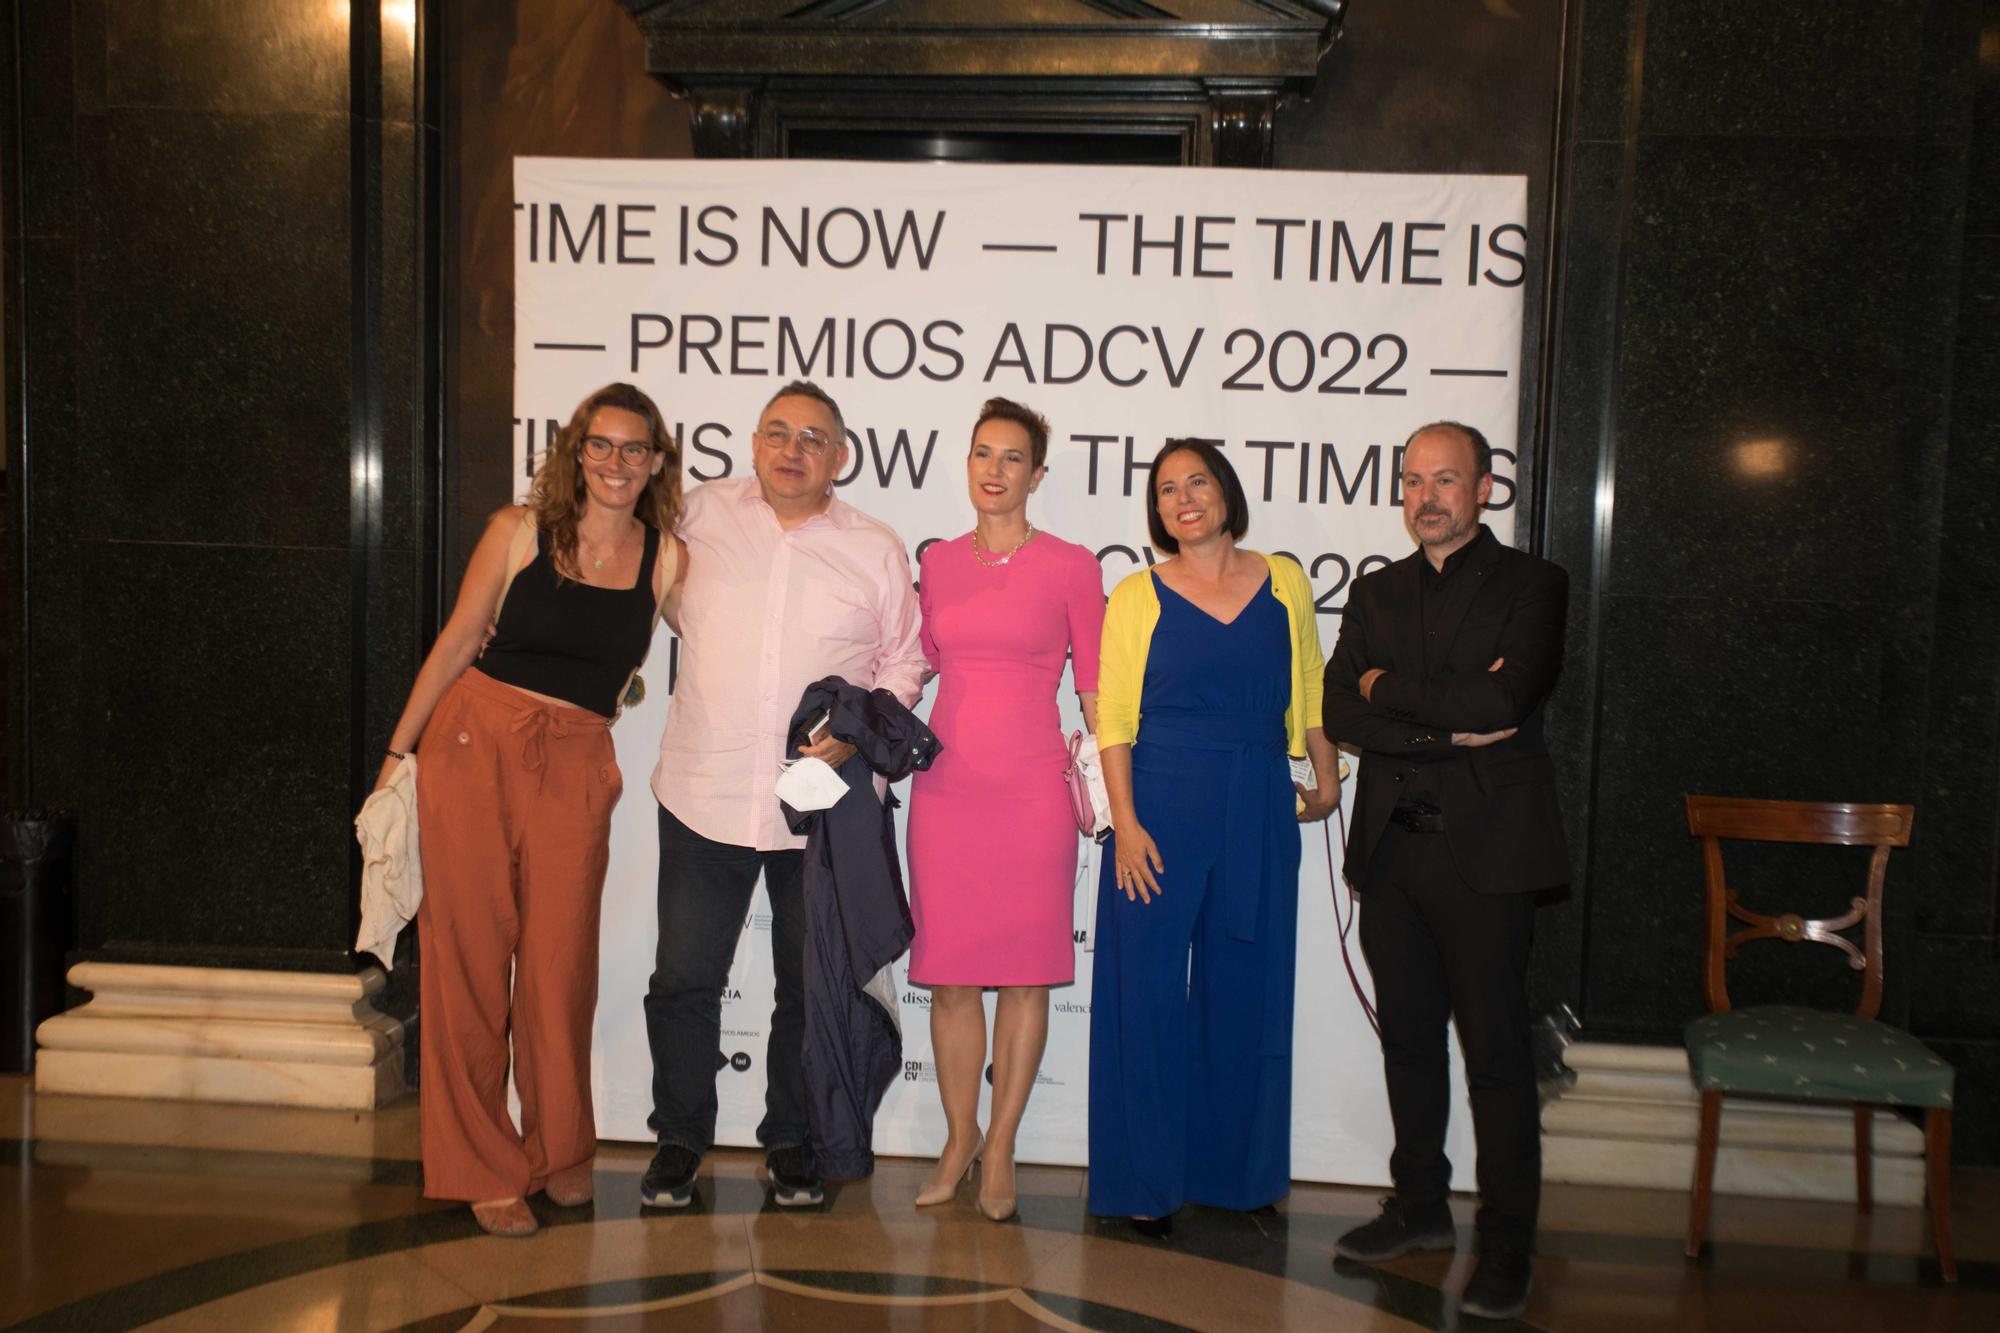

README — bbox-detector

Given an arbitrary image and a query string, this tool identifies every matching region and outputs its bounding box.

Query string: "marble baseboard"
[1543,1134,1924,1204]
[1544,1041,1925,1206]
[35,963,406,1111]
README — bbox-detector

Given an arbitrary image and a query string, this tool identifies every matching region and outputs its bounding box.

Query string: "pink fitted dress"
[906,532,1105,986]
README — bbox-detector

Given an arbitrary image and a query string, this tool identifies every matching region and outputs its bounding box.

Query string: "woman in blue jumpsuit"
[1089,438,1340,1229]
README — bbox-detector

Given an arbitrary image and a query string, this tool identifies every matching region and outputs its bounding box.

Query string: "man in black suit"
[1322,421,1569,1322]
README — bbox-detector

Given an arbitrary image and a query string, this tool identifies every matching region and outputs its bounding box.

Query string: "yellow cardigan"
[1096,552,1326,759]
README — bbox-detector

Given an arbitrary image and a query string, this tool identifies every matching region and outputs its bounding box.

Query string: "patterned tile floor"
[3,1075,1995,1331]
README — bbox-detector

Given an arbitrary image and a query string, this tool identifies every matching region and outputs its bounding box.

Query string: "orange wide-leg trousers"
[415,667,622,1202]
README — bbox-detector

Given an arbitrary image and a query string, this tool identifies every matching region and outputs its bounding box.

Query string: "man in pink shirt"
[641,380,926,1210]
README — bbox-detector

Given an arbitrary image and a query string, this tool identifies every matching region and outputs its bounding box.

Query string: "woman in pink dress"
[907,397,1104,1222]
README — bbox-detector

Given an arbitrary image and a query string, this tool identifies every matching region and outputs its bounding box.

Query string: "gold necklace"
[972,524,1037,568]
[577,524,636,578]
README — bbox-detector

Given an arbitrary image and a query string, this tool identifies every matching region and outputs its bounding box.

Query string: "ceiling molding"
[614,0,1345,82]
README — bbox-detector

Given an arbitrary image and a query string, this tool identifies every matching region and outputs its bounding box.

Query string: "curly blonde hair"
[527,382,682,579]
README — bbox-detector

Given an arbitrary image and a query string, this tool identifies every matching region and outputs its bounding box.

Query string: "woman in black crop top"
[375,382,688,1236]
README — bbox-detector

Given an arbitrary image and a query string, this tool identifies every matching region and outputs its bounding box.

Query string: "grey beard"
[1415,511,1473,547]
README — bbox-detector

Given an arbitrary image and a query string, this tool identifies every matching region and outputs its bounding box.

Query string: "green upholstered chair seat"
[1685,1005,1955,1108]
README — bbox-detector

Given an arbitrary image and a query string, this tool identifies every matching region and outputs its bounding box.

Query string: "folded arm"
[1321,589,1459,761]
[1367,566,1569,733]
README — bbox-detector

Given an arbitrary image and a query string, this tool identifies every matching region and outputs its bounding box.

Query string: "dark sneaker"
[1334,1196,1457,1263]
[1459,1247,1533,1321]
[765,1144,825,1207]
[639,1144,701,1208]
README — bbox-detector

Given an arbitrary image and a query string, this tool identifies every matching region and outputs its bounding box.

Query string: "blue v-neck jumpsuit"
[1088,571,1301,1217]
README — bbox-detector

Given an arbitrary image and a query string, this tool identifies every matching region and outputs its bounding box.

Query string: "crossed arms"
[1322,563,1568,757]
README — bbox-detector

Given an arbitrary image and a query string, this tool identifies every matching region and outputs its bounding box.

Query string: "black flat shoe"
[1130,1215,1173,1239]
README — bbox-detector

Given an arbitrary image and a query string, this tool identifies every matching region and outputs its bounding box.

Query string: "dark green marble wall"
[0,2,437,977]
[1539,0,2000,1160]
[1272,0,2000,1163]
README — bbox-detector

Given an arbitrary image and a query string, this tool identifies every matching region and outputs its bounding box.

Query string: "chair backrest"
[1683,795,1914,1019]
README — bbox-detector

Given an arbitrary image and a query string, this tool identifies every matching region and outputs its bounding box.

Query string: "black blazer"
[1322,527,1570,894]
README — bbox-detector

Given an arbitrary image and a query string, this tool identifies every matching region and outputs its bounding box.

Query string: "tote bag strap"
[650,526,680,625]
[490,507,539,628]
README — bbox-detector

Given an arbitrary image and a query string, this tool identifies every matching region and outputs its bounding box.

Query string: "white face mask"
[774,756,850,812]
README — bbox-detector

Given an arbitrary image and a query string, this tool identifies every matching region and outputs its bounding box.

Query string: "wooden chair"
[1681,796,1955,1282]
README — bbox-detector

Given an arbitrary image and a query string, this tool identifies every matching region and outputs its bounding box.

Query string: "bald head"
[1404,421,1492,478]
[1401,422,1494,564]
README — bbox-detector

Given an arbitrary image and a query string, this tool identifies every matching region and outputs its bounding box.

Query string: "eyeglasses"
[582,436,659,466]
[756,424,835,457]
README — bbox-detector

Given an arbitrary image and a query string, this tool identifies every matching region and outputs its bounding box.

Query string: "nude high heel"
[977,1148,1016,1222]
[915,1132,984,1207]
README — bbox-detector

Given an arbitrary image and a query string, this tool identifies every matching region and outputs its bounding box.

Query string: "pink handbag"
[1063,730,1103,836]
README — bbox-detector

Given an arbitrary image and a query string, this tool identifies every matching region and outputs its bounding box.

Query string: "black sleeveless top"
[479,524,661,717]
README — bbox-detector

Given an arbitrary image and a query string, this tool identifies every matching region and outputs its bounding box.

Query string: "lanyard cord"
[1325,786,1380,1038]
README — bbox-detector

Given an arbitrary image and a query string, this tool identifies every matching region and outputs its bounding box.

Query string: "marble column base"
[1543,1041,1925,1205]
[34,962,406,1111]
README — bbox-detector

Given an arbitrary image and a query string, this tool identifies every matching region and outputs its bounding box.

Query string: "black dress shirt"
[1396,524,1498,811]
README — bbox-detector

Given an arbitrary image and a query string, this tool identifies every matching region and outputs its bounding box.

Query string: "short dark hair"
[763,379,845,442]
[1146,438,1249,555]
[1404,421,1492,477]
[971,397,1050,469]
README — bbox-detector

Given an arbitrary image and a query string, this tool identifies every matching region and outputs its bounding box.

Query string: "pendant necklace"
[579,525,632,578]
[973,524,1037,568]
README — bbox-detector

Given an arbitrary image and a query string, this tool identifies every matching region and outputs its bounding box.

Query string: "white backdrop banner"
[513,157,1526,1186]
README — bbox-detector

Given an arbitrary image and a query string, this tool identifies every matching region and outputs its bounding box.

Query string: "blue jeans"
[644,803,808,1155]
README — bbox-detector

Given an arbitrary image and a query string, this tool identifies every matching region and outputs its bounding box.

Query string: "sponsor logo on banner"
[904,1059,937,1084]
